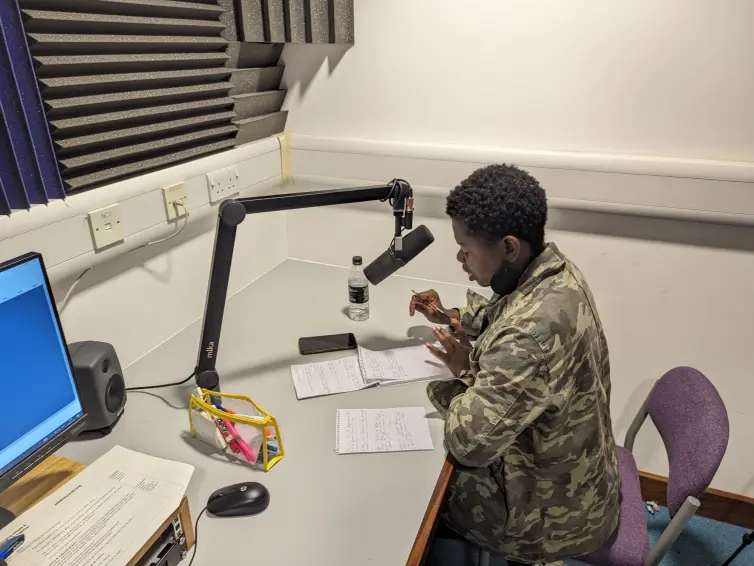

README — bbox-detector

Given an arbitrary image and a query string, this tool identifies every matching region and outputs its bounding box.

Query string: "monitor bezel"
[0,252,87,494]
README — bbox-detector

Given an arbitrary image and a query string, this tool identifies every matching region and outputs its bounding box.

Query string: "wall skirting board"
[287,134,754,227]
[640,472,754,529]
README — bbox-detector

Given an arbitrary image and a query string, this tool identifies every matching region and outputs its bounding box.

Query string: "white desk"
[59,260,468,566]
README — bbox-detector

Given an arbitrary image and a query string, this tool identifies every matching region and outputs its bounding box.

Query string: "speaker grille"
[106,373,126,413]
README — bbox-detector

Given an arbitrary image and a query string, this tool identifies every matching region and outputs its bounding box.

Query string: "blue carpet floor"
[567,506,752,566]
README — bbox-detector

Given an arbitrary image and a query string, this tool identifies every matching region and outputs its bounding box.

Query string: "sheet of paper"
[1,446,193,566]
[290,355,374,399]
[358,345,453,385]
[335,407,434,454]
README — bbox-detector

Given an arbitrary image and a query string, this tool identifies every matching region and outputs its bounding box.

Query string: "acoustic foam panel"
[234,111,287,146]
[0,180,10,215]
[229,67,284,95]
[0,37,45,205]
[27,33,227,55]
[38,68,232,97]
[225,41,283,68]
[44,82,233,119]
[55,111,236,155]
[263,0,285,43]
[238,0,264,42]
[21,10,227,36]
[1,0,65,203]
[14,1,253,197]
[0,111,30,209]
[19,0,226,20]
[328,0,353,44]
[34,52,231,77]
[65,138,236,191]
[218,0,237,40]
[285,0,306,43]
[232,90,286,119]
[49,97,234,137]
[59,125,238,173]
[305,0,328,43]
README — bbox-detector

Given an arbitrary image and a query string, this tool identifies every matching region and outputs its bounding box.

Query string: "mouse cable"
[187,506,207,566]
[126,371,195,392]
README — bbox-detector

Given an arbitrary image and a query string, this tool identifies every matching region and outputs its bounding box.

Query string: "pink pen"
[220,418,256,463]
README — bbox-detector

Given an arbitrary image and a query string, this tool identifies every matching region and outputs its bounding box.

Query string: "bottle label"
[349,285,369,304]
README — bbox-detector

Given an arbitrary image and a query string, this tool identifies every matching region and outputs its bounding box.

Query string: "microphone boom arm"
[195,180,414,390]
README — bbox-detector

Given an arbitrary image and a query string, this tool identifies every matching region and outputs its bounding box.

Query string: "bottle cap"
[352,256,363,265]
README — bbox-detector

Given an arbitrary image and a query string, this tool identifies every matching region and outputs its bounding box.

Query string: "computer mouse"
[207,482,270,517]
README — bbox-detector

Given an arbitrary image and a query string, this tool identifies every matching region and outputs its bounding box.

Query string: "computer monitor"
[0,253,86,516]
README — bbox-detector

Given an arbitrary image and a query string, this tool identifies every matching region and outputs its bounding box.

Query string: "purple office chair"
[578,366,730,566]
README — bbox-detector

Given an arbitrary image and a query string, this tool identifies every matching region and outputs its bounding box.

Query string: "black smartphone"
[298,333,357,355]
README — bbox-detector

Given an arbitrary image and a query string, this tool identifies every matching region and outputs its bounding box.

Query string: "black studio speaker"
[68,341,127,434]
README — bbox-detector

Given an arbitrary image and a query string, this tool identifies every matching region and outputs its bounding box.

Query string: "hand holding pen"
[409,289,458,324]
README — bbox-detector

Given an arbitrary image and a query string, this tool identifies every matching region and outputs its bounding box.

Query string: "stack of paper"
[1,446,193,566]
[290,345,453,399]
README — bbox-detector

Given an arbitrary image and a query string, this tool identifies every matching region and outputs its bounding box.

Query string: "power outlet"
[88,203,124,250]
[206,165,240,203]
[162,182,189,220]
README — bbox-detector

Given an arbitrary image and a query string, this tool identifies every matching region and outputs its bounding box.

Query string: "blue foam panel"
[0,0,65,202]
[0,111,30,210]
[0,162,11,214]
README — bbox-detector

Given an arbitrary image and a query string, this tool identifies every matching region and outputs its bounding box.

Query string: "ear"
[500,236,521,262]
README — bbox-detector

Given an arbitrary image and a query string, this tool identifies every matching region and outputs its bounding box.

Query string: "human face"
[451,218,507,287]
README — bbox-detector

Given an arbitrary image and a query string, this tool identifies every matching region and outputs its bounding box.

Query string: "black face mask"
[490,261,521,297]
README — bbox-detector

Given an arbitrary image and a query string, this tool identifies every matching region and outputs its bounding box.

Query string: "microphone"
[364,225,434,285]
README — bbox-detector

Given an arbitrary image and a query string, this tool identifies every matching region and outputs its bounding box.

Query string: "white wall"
[284,155,754,498]
[282,0,754,162]
[278,0,754,495]
[1,141,287,372]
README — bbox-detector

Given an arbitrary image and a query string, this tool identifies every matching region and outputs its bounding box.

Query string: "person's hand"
[426,319,472,377]
[410,289,452,324]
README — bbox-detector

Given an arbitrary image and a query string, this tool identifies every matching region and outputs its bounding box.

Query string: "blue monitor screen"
[0,257,84,477]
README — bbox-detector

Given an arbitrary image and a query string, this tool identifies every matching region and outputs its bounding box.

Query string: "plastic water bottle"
[348,256,370,321]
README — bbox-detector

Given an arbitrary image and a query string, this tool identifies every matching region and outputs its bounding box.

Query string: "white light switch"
[88,203,124,249]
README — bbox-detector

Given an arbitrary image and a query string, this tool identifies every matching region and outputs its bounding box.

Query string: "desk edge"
[406,453,454,566]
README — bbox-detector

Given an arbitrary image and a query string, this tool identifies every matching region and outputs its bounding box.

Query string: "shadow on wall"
[549,208,754,253]
[279,43,351,105]
[50,207,217,307]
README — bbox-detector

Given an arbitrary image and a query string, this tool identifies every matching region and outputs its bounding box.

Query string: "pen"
[217,415,256,463]
[0,534,24,559]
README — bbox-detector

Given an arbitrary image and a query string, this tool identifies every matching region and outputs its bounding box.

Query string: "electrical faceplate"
[87,203,124,250]
[162,182,189,220]
[206,165,240,203]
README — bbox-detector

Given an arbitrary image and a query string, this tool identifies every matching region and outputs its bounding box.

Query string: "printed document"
[1,446,194,566]
[335,407,434,454]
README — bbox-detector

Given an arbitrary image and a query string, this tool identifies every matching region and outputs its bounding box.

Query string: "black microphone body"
[364,225,434,285]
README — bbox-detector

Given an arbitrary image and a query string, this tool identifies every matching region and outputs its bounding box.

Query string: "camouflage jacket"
[427,243,620,563]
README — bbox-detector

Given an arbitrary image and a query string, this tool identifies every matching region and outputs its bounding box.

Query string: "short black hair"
[446,164,547,249]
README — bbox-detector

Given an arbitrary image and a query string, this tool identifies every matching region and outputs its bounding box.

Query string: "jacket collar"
[486,243,565,310]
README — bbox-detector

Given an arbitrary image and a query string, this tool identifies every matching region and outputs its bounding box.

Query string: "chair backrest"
[647,367,729,516]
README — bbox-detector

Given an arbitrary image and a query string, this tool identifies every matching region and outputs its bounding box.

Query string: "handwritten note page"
[291,355,373,399]
[358,345,453,384]
[335,407,434,454]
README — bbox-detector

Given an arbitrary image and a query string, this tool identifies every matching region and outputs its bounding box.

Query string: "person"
[410,164,620,566]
